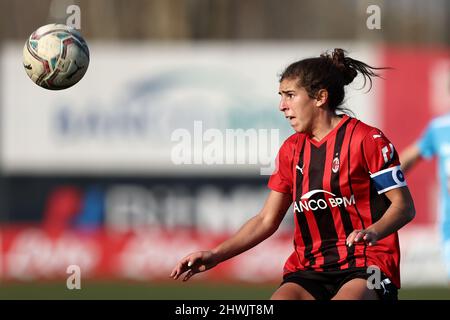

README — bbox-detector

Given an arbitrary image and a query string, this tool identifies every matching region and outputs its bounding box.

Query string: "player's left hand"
[346,229,379,247]
[170,250,218,282]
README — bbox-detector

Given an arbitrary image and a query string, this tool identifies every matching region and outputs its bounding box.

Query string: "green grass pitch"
[1,281,449,300]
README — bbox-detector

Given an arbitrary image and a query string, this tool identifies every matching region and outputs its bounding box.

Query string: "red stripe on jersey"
[291,135,308,270]
[302,141,311,201]
[332,119,355,269]
[339,119,365,268]
[301,141,322,269]
[322,131,349,269]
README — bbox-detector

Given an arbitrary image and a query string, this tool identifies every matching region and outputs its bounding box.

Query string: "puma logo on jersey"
[296,165,304,174]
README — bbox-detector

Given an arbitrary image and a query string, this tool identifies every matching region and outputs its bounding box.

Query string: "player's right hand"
[170,250,218,282]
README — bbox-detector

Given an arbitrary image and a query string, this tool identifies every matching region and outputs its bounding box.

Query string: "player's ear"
[315,89,328,107]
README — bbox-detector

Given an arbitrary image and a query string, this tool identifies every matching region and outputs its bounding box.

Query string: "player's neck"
[310,112,342,142]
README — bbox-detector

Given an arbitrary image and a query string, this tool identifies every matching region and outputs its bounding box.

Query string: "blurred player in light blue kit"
[401,114,450,283]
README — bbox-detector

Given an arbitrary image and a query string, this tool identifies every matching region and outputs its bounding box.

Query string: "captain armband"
[370,165,407,194]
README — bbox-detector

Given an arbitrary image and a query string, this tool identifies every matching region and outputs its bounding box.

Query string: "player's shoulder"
[350,118,383,141]
[282,132,303,148]
[277,132,305,158]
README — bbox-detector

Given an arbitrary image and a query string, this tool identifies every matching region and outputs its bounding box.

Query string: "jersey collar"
[307,115,351,148]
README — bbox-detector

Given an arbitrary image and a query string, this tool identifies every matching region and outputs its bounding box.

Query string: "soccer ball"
[23,24,90,90]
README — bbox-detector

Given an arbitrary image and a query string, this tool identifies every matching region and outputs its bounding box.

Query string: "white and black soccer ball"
[23,23,90,90]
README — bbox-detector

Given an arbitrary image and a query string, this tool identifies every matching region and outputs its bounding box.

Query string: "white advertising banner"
[1,42,380,175]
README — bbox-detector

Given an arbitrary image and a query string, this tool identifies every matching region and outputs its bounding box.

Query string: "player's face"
[278,78,317,133]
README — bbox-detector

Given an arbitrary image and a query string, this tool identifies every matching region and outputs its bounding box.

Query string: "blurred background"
[0,0,449,299]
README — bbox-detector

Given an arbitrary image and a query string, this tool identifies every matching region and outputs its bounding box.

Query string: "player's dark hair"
[280,48,388,115]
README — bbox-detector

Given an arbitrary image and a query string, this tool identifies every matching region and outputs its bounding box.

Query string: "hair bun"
[331,48,346,67]
[322,48,358,85]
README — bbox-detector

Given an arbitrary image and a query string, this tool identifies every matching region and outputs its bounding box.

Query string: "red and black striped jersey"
[268,115,406,288]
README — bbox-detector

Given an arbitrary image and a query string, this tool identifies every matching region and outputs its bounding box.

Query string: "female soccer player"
[401,117,450,284]
[170,48,416,300]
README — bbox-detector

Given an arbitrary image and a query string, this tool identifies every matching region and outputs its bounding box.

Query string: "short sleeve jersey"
[268,115,407,288]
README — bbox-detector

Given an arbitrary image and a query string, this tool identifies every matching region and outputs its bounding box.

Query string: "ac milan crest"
[332,156,340,173]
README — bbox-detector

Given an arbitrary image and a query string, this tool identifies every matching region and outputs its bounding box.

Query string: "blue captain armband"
[370,165,407,194]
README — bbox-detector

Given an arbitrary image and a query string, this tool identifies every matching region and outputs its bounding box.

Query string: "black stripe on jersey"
[295,141,315,268]
[309,143,340,270]
[330,120,356,268]
[346,120,368,266]
[369,180,391,223]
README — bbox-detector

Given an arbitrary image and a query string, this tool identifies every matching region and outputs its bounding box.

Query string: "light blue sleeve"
[417,122,436,159]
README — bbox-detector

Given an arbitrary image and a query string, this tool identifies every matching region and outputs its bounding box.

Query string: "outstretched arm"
[170,190,292,281]
[400,144,422,173]
[346,186,415,246]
